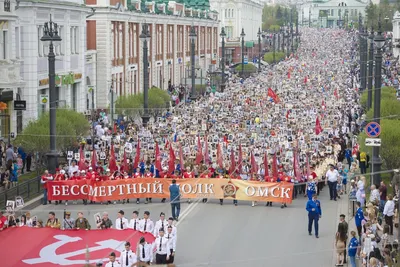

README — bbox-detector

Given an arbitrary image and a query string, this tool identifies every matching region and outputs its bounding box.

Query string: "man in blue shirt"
[169,179,181,221]
[355,201,364,237]
[306,194,322,238]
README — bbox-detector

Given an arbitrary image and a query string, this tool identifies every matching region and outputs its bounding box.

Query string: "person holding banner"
[306,194,322,238]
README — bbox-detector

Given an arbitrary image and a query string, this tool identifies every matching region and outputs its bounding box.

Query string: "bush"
[263,52,285,64]
[235,64,257,73]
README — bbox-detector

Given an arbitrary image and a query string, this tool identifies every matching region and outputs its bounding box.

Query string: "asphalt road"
[28,187,342,267]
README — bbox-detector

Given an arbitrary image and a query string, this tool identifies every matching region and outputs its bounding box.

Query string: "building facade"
[86,0,219,108]
[299,0,367,28]
[16,0,88,127]
[0,0,25,140]
[210,0,263,41]
[393,11,400,58]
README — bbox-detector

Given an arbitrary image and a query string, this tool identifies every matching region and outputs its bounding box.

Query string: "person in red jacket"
[133,167,142,178]
[170,170,181,179]
[41,170,53,205]
[183,167,194,178]
[54,169,65,205]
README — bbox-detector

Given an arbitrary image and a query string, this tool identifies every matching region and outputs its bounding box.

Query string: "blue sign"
[365,122,381,138]
[244,56,248,64]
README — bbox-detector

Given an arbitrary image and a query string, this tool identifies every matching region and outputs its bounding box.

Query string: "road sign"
[365,122,381,138]
[365,138,381,147]
[244,55,248,64]
[40,94,49,105]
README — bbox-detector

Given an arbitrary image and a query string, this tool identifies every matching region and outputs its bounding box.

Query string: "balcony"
[0,60,25,88]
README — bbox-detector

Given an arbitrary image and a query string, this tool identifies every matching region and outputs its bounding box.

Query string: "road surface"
[27,187,342,267]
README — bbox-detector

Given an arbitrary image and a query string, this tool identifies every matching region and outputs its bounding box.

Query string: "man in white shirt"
[128,210,140,231]
[153,228,171,264]
[137,237,153,264]
[153,212,168,237]
[139,211,154,234]
[119,242,137,267]
[165,225,177,264]
[68,160,79,177]
[167,217,177,236]
[325,164,339,201]
[115,210,129,230]
[105,252,120,267]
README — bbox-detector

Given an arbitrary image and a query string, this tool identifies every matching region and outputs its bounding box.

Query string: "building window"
[55,26,64,56]
[111,23,115,61]
[70,26,79,54]
[72,83,77,111]
[15,27,20,59]
[118,23,123,60]
[225,9,227,18]
[0,30,7,60]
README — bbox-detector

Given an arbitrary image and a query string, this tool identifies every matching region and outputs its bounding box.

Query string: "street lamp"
[372,16,385,187]
[41,15,61,175]
[189,25,197,100]
[139,23,151,126]
[273,30,276,64]
[361,27,368,92]
[220,27,226,92]
[240,28,245,77]
[278,27,281,52]
[257,28,262,72]
[286,29,290,58]
[367,26,374,110]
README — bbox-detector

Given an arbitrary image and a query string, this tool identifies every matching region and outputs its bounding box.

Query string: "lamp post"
[358,13,365,92]
[278,28,281,52]
[286,30,290,58]
[240,28,245,77]
[290,8,294,53]
[367,26,374,110]
[372,16,385,187]
[220,27,226,92]
[309,6,311,27]
[257,27,261,72]
[273,30,276,64]
[41,15,61,174]
[189,25,197,100]
[139,23,151,126]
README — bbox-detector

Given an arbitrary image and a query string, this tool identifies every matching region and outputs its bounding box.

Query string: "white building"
[210,0,263,41]
[299,0,368,28]
[16,0,88,127]
[392,11,400,58]
[86,0,220,108]
[0,0,25,140]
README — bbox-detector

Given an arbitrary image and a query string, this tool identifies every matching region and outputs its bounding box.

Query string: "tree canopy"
[13,109,90,155]
[115,87,171,120]
[262,5,298,31]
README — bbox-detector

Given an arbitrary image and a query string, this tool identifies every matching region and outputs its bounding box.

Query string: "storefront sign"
[13,100,26,110]
[46,178,294,203]
[38,73,82,87]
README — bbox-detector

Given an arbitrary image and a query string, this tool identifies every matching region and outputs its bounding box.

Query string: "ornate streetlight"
[189,25,197,100]
[220,27,226,92]
[240,28,245,77]
[139,23,151,126]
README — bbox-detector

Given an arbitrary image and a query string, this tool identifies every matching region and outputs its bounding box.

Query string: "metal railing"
[0,176,43,209]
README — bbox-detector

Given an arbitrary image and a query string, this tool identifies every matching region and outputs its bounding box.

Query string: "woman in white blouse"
[383,194,395,235]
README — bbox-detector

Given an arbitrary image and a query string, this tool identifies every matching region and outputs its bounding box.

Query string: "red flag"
[155,142,162,171]
[304,76,308,84]
[287,72,291,79]
[315,116,323,135]
[133,139,140,169]
[91,150,97,170]
[204,136,210,165]
[264,152,269,178]
[237,144,243,174]
[306,153,311,178]
[179,144,184,171]
[108,143,118,172]
[321,100,326,110]
[168,144,176,175]
[293,149,301,181]
[164,140,170,150]
[272,153,278,179]
[229,149,236,175]
[334,88,338,100]
[286,109,291,119]
[78,146,86,171]
[267,88,280,103]
[113,123,117,134]
[217,143,223,169]
[195,136,203,165]
[250,152,258,176]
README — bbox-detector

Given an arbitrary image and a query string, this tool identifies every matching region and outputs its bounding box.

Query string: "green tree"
[13,109,90,165]
[235,64,257,78]
[358,86,400,172]
[115,87,171,120]
[263,51,285,64]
